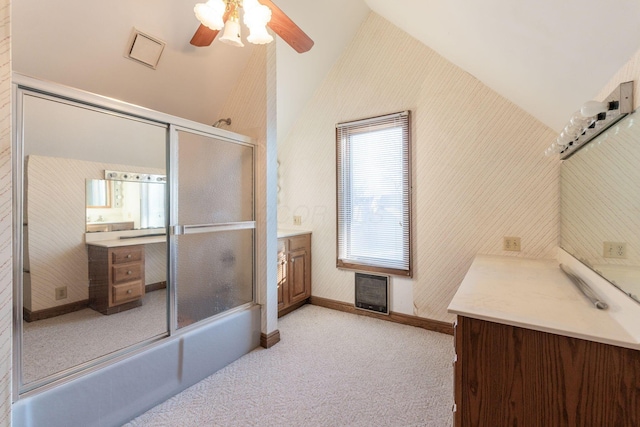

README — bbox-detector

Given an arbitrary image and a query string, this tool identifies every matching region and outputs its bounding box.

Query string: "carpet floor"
[23,289,167,385]
[124,304,454,426]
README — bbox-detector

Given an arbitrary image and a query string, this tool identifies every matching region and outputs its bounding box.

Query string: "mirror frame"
[12,80,172,395]
[12,73,258,400]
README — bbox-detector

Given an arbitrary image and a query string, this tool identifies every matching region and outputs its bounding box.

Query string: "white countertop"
[448,254,640,350]
[85,235,166,247]
[86,229,309,246]
[277,228,312,238]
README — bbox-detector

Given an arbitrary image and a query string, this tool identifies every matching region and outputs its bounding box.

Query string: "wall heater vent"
[355,273,389,315]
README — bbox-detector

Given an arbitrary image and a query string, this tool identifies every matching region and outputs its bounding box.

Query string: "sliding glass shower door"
[169,126,255,329]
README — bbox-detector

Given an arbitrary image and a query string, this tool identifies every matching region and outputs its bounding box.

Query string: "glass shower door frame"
[167,124,257,334]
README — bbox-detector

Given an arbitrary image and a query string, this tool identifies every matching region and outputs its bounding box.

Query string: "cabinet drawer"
[111,247,143,264]
[112,281,143,304]
[288,234,310,251]
[112,263,143,284]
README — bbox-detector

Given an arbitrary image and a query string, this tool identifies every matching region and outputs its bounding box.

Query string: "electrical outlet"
[503,236,521,252]
[603,241,626,259]
[55,286,67,300]
[293,215,302,226]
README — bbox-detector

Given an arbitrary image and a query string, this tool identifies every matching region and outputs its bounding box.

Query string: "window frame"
[335,110,412,277]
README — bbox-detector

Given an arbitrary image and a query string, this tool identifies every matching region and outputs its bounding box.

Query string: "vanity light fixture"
[105,170,166,183]
[545,81,634,158]
[194,0,273,47]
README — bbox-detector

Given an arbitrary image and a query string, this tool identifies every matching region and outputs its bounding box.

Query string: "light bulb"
[220,16,244,47]
[243,0,273,44]
[194,0,226,31]
[580,100,608,117]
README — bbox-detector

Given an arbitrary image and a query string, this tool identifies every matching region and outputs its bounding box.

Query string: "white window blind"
[336,111,411,276]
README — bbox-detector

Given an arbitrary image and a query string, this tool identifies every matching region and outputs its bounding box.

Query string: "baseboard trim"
[24,299,90,322]
[277,298,309,318]
[24,282,166,322]
[146,281,167,293]
[260,330,281,348]
[309,296,454,335]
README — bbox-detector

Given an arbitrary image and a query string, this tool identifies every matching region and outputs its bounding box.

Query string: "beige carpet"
[23,289,167,385]
[124,304,454,426]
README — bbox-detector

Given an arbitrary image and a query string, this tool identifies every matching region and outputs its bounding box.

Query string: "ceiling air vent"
[125,29,166,70]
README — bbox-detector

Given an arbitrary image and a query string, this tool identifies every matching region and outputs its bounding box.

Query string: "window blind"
[336,111,411,275]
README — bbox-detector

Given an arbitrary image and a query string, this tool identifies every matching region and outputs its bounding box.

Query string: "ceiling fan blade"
[189,4,236,47]
[261,0,314,53]
[190,24,219,47]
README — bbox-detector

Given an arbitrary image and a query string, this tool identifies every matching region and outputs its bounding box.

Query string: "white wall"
[278,13,559,323]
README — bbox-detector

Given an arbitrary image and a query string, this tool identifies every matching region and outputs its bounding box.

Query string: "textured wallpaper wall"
[278,12,559,322]
[0,0,10,423]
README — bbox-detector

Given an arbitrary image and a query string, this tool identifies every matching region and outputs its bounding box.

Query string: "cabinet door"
[288,248,310,305]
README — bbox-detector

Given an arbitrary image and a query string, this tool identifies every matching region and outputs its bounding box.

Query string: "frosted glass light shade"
[194,0,226,30]
[220,17,245,47]
[581,100,608,117]
[246,25,273,44]
[243,0,273,44]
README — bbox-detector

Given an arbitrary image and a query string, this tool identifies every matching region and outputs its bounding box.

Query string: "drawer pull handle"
[127,270,132,275]
[126,254,132,259]
[127,289,132,294]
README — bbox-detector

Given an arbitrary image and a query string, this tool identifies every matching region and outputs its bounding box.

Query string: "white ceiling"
[12,0,256,125]
[12,0,640,137]
[364,0,640,131]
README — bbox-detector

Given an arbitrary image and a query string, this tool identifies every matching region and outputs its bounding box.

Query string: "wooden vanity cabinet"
[88,245,145,315]
[277,233,311,317]
[453,316,640,427]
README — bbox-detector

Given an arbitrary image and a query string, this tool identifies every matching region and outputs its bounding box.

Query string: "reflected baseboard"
[23,281,167,322]
[24,299,89,323]
[146,281,167,293]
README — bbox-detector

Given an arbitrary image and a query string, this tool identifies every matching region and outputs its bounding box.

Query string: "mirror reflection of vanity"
[85,174,166,233]
[19,89,168,389]
[561,106,640,305]
[84,174,167,315]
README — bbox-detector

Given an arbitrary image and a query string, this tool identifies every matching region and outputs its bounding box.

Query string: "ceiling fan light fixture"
[219,15,245,47]
[246,25,273,45]
[194,0,226,30]
[243,0,273,44]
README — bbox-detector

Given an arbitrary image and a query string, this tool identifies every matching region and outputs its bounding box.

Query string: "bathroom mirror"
[561,108,640,304]
[86,179,165,232]
[18,90,169,391]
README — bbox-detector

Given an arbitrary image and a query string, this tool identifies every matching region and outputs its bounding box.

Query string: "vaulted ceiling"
[12,0,640,139]
[364,0,640,132]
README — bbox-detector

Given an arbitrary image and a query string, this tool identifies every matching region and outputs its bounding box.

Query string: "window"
[336,111,412,276]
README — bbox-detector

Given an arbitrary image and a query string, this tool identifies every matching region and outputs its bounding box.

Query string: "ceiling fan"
[190,0,314,53]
